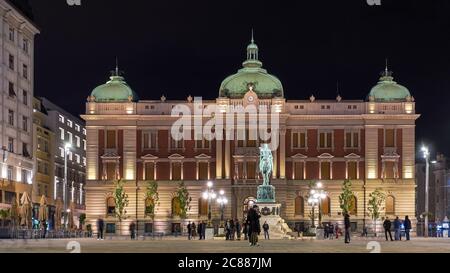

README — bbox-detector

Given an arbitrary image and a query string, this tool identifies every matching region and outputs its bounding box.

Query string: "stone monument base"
[257,202,293,240]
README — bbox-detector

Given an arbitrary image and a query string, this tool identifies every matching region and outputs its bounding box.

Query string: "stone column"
[225,140,231,179]
[280,129,286,179]
[216,139,223,179]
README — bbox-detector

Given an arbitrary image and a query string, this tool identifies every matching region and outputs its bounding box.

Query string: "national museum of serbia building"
[82,37,419,235]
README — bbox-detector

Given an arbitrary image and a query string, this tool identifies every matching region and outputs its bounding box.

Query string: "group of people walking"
[187,221,207,240]
[383,216,412,241]
[224,219,241,240]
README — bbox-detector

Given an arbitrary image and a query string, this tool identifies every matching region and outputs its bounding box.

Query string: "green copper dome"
[220,35,284,99]
[90,67,138,103]
[368,68,411,102]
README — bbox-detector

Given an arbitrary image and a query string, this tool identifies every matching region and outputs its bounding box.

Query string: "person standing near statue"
[247,205,261,246]
[263,221,270,240]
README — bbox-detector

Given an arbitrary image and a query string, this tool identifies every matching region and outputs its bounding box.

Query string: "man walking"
[187,222,192,240]
[404,216,412,241]
[129,222,136,240]
[383,217,394,241]
[97,218,104,240]
[247,205,261,246]
[263,221,270,240]
[344,213,351,244]
[236,220,241,240]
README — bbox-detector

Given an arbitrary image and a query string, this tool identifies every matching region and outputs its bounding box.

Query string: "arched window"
[386,196,395,215]
[321,196,331,216]
[145,197,155,216]
[295,196,304,216]
[106,197,115,216]
[198,198,208,216]
[349,196,357,216]
[172,197,181,216]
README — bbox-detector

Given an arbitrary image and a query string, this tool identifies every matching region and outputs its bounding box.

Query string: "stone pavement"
[1,237,450,253]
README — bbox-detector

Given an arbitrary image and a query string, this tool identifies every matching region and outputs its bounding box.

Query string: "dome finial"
[251,28,254,44]
[380,58,393,81]
[115,57,119,76]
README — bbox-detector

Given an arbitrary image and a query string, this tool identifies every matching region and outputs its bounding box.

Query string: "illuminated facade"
[83,38,419,235]
[0,0,39,210]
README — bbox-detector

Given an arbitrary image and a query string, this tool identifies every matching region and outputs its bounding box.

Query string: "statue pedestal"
[257,185,276,203]
[257,202,293,240]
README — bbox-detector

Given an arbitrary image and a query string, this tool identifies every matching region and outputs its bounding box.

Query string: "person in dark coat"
[394,217,401,241]
[247,205,261,246]
[243,220,248,241]
[97,218,104,240]
[383,217,394,241]
[344,213,351,244]
[235,220,241,240]
[187,222,192,240]
[129,222,136,240]
[196,222,201,240]
[263,221,270,240]
[201,221,206,240]
[404,216,412,241]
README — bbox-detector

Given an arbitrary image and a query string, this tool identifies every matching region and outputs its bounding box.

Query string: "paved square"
[0,237,449,253]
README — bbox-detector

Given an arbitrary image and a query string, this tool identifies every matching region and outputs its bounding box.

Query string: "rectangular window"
[7,166,13,181]
[75,124,81,132]
[67,132,73,144]
[21,169,28,183]
[8,137,14,153]
[75,154,81,164]
[319,132,333,149]
[170,138,183,150]
[247,161,257,179]
[59,128,65,140]
[23,39,29,53]
[59,115,65,123]
[145,162,155,181]
[294,162,304,180]
[83,157,86,166]
[23,90,28,105]
[9,27,14,42]
[22,116,28,132]
[292,131,307,149]
[171,162,182,180]
[8,110,14,126]
[5,191,15,204]
[83,139,86,150]
[59,147,64,157]
[83,128,86,135]
[321,162,331,180]
[75,136,81,147]
[68,152,73,161]
[385,129,395,147]
[348,162,357,180]
[22,64,28,79]
[106,130,116,149]
[345,131,359,148]
[143,131,157,149]
[198,162,209,180]
[8,54,14,70]
[22,143,29,157]
[8,82,16,97]
[67,120,73,128]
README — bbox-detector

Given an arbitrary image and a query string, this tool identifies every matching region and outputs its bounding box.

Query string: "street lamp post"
[422,146,430,238]
[308,182,327,229]
[63,143,71,229]
[217,190,228,228]
[203,181,217,228]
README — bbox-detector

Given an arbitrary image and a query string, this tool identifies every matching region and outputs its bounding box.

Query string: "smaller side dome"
[90,63,138,103]
[368,67,411,102]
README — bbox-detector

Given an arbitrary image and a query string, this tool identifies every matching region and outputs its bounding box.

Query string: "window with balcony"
[319,131,333,149]
[8,137,14,153]
[292,131,307,149]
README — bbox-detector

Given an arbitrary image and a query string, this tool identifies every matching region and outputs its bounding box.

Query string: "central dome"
[219,36,284,99]
[368,68,411,102]
[90,67,138,103]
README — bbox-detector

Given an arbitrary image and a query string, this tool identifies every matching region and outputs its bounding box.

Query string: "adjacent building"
[416,154,450,227]
[40,98,87,217]
[83,37,419,235]
[0,0,39,209]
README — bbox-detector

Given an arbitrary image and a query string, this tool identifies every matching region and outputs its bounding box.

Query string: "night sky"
[29,0,450,157]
